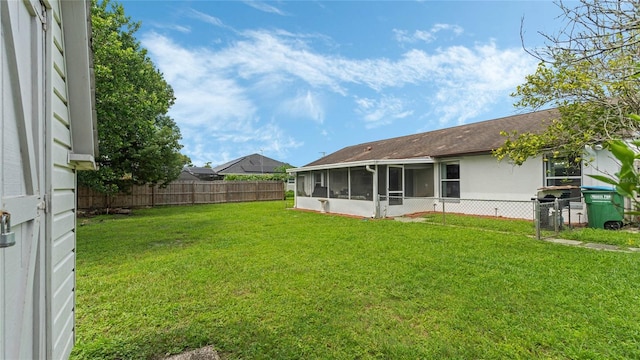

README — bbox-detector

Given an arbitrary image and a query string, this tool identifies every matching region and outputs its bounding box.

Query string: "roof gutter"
[287,157,433,174]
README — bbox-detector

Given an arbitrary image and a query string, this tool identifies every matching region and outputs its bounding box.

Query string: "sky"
[120,0,567,168]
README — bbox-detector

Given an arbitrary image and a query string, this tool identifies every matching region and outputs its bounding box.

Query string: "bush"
[224,174,291,181]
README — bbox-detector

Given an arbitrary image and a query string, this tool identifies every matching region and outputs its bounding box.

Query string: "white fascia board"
[61,0,98,169]
[287,157,434,173]
[69,153,97,170]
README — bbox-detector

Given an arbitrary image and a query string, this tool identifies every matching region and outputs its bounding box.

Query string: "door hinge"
[40,3,47,31]
[38,195,49,213]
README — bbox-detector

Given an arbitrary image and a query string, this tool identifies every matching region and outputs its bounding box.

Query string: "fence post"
[534,199,541,240]
[554,198,560,234]
[566,199,571,229]
[254,181,258,201]
[441,199,446,225]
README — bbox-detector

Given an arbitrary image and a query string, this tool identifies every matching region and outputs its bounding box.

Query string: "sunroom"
[291,159,436,218]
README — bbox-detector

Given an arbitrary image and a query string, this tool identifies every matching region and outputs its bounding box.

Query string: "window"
[544,155,582,199]
[441,162,460,198]
[314,172,323,188]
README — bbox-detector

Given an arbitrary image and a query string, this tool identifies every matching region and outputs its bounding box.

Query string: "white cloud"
[146,22,191,34]
[243,1,287,16]
[432,23,464,36]
[280,91,324,123]
[421,42,536,125]
[253,123,303,154]
[394,23,464,44]
[215,30,349,94]
[141,31,312,166]
[355,96,413,128]
[172,25,191,34]
[184,123,302,166]
[189,9,226,27]
[393,29,433,43]
[140,27,536,165]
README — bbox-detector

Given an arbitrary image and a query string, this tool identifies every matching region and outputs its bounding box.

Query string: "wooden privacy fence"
[78,181,285,209]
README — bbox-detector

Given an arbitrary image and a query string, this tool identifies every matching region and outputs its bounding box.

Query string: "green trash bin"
[581,186,624,230]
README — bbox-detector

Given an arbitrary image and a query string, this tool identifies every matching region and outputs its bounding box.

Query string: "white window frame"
[543,155,582,200]
[543,155,584,209]
[440,162,460,199]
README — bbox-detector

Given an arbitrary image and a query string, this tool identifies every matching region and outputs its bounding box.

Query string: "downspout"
[365,164,378,218]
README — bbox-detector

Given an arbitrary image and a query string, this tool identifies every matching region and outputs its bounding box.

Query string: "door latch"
[0,211,16,248]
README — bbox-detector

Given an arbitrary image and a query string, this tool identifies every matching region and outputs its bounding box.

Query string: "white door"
[1,0,47,358]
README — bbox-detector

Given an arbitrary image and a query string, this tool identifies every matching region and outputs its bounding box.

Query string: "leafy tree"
[224,174,291,182]
[494,0,640,165]
[274,164,294,174]
[180,155,194,168]
[79,0,189,194]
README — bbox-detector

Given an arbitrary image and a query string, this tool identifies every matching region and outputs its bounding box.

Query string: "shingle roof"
[186,167,217,176]
[180,167,218,181]
[305,108,557,167]
[177,171,201,181]
[213,153,291,174]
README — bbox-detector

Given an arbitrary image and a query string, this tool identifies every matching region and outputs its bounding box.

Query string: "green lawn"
[72,202,640,359]
[422,212,640,247]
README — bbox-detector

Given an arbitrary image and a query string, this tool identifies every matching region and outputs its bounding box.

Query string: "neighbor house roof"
[212,153,291,175]
[179,167,218,181]
[305,108,558,167]
[177,170,201,181]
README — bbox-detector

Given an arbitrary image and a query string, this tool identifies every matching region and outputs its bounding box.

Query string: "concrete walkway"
[543,237,640,252]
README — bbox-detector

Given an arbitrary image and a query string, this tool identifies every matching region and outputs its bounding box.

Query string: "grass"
[422,211,640,248]
[422,212,536,235]
[71,201,640,359]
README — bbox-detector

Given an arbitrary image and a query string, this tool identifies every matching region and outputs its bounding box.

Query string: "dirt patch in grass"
[163,346,219,360]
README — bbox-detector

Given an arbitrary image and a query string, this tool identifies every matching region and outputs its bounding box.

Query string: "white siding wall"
[47,1,76,359]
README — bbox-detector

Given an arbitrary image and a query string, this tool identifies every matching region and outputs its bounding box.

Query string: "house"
[178,166,219,181]
[288,108,619,219]
[1,1,97,359]
[177,154,292,182]
[212,153,291,178]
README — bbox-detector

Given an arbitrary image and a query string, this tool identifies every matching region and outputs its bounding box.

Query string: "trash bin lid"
[581,186,615,191]
[536,185,577,199]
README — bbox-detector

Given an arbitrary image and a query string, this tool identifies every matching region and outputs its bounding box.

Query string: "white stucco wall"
[581,146,620,188]
[293,147,627,220]
[296,197,375,218]
[457,154,544,201]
